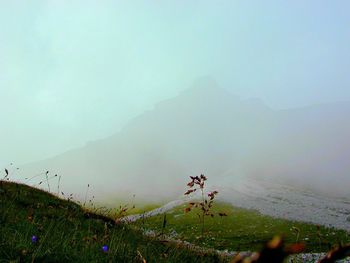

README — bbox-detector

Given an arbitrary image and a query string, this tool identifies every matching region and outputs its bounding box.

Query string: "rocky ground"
[123,178,350,262]
[125,177,350,231]
[217,177,350,231]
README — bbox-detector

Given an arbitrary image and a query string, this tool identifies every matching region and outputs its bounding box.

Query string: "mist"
[7,78,350,206]
[1,1,350,204]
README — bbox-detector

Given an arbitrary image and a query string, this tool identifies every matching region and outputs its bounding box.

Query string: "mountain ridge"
[15,83,350,203]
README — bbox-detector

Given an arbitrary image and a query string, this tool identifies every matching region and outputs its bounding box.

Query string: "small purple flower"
[102,245,108,252]
[31,235,38,244]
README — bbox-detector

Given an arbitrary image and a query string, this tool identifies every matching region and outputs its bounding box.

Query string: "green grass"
[139,202,350,253]
[2,180,349,262]
[0,181,226,263]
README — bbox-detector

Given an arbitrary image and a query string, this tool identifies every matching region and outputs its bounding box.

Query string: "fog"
[9,78,350,204]
[1,1,350,203]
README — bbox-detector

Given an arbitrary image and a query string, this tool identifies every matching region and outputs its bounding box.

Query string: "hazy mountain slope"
[247,102,350,195]
[16,82,350,203]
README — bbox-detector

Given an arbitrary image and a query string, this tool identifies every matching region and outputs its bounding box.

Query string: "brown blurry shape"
[318,244,350,263]
[230,236,305,263]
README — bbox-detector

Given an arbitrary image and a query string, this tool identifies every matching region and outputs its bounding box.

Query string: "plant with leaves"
[184,174,227,237]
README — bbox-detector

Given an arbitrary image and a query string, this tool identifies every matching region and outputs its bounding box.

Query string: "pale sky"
[1,1,350,166]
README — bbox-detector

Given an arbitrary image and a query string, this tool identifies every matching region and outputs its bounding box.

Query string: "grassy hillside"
[139,204,350,253]
[1,180,349,262]
[0,181,225,263]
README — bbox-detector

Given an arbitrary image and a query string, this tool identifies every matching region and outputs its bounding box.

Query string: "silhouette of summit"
[18,79,350,202]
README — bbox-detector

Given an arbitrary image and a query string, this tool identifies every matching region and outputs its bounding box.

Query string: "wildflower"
[31,235,38,244]
[102,245,108,252]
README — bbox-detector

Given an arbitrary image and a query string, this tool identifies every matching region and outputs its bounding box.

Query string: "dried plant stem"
[84,184,90,207]
[57,175,61,195]
[46,172,50,192]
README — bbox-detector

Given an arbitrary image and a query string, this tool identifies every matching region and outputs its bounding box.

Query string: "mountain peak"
[180,76,234,100]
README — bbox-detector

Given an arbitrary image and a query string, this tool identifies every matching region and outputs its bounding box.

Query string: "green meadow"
[1,180,349,262]
[0,181,225,263]
[139,203,350,252]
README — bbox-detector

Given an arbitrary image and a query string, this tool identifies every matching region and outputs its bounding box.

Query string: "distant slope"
[216,177,350,231]
[15,79,350,202]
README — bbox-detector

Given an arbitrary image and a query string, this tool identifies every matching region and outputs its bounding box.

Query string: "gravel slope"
[217,177,350,231]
